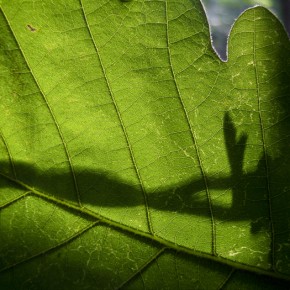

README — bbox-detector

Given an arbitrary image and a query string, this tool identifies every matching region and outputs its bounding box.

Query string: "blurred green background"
[202,0,290,59]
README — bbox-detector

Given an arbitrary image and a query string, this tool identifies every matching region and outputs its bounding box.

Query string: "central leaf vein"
[0,171,288,282]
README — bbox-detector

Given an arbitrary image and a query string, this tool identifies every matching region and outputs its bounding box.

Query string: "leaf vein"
[0,8,82,207]
[253,9,275,270]
[115,248,166,290]
[0,220,98,274]
[79,0,153,234]
[0,171,288,281]
[0,130,16,178]
[165,0,216,255]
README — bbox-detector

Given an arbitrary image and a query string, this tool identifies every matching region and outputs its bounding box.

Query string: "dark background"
[202,0,290,60]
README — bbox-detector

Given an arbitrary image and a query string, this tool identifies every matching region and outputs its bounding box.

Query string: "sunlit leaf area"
[0,0,290,289]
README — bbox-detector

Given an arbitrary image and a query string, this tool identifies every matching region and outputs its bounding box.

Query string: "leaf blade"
[1,0,290,288]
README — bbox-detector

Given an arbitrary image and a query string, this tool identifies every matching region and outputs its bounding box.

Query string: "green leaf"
[0,0,290,288]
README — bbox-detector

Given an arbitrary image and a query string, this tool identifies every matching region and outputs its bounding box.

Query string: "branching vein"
[0,9,82,207]
[79,0,153,234]
[164,0,216,255]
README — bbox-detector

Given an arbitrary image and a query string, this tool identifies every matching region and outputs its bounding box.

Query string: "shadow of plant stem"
[150,112,272,234]
[0,113,275,235]
[223,112,271,234]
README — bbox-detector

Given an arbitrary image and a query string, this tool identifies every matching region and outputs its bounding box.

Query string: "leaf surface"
[0,0,290,288]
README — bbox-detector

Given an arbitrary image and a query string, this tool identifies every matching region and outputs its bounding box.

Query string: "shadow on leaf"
[0,112,285,236]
